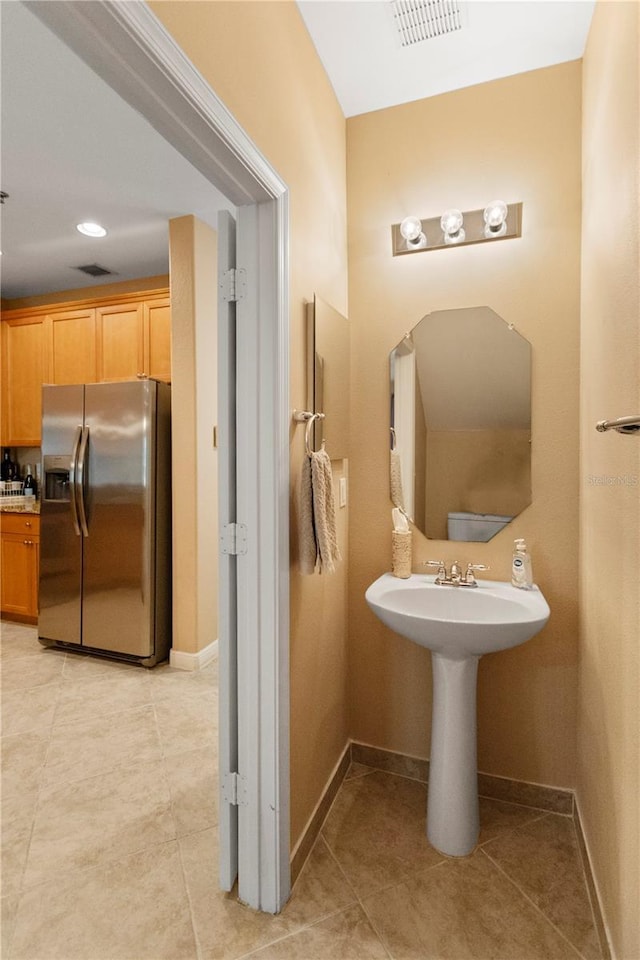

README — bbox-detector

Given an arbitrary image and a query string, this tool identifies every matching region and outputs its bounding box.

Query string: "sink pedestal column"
[427,653,480,857]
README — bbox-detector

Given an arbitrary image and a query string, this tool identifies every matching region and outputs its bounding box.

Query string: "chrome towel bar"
[596,415,640,434]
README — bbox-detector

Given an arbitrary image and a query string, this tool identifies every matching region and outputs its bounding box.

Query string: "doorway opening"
[23,0,291,914]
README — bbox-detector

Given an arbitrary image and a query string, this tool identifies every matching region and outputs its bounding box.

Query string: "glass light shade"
[483,201,508,229]
[76,221,107,238]
[399,216,427,246]
[440,209,464,237]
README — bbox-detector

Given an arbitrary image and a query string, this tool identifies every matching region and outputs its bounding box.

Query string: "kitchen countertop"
[0,502,41,515]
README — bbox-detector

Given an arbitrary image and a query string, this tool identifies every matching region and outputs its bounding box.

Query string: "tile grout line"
[313,834,395,959]
[174,829,206,960]
[152,660,218,960]
[3,648,67,960]
[235,898,390,960]
[479,846,588,960]
[13,642,180,902]
[321,827,446,960]
[475,810,553,849]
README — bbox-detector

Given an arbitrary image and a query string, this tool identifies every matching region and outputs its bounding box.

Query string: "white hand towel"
[298,454,317,575]
[311,449,341,574]
[298,449,341,575]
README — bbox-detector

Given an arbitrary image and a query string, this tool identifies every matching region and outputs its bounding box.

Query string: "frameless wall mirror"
[307,295,349,459]
[390,306,531,542]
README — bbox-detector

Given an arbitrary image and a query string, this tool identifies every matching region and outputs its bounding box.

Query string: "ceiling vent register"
[391,0,463,46]
[73,263,114,277]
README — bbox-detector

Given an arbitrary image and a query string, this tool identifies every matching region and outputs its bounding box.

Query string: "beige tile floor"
[1,621,602,960]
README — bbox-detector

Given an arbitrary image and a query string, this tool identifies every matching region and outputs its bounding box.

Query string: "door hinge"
[220,522,248,556]
[219,267,247,303]
[222,772,248,806]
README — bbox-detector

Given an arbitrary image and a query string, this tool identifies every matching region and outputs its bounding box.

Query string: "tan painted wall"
[347,63,582,788]
[168,216,219,656]
[3,275,169,311]
[579,4,640,957]
[150,1,349,847]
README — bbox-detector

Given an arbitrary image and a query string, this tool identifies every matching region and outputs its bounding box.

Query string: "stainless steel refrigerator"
[38,379,171,666]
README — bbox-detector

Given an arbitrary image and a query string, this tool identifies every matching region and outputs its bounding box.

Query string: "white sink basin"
[365,572,550,858]
[365,573,550,658]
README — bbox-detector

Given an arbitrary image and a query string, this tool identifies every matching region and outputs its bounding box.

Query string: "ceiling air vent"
[391,0,463,47]
[73,263,114,277]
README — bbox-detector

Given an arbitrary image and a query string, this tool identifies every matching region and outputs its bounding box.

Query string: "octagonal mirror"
[389,306,531,542]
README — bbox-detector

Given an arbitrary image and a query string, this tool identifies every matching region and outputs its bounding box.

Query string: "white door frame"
[28,0,291,913]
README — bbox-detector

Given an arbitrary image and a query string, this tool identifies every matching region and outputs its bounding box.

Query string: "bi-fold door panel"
[218,210,239,892]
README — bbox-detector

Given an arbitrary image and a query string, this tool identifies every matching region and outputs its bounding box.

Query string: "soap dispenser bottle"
[512,538,533,589]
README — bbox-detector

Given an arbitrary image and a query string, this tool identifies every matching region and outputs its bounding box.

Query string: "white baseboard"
[169,638,218,672]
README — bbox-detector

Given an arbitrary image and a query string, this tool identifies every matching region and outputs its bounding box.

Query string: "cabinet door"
[144,299,171,382]
[49,309,97,384]
[1,533,39,617]
[96,303,144,381]
[1,315,47,445]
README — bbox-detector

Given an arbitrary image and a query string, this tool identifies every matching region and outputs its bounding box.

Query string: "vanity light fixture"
[392,201,522,256]
[76,221,107,238]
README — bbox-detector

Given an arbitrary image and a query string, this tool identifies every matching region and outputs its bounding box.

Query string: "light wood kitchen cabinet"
[0,314,47,446]
[97,298,171,382]
[96,302,144,381]
[1,289,170,445]
[0,513,40,621]
[48,308,97,384]
[145,298,171,382]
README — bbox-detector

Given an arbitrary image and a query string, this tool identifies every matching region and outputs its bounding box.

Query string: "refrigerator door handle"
[69,425,82,536]
[77,425,90,538]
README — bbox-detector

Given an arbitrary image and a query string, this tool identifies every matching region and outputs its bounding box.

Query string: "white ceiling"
[1,1,595,301]
[0,2,234,301]
[297,0,595,117]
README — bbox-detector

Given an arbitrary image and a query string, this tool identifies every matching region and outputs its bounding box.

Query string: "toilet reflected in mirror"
[389,306,531,541]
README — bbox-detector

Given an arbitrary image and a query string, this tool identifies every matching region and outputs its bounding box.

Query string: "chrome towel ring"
[293,410,326,456]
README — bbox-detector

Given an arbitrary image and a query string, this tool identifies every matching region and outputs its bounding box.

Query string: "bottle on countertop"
[511,538,533,589]
[1,448,14,481]
[24,464,37,499]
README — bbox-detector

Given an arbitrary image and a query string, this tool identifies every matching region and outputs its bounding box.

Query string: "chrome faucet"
[423,560,490,587]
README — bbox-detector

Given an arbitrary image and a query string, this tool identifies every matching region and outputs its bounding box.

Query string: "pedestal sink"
[365,573,550,857]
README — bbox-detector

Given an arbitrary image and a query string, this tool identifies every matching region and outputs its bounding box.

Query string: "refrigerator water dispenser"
[43,455,72,502]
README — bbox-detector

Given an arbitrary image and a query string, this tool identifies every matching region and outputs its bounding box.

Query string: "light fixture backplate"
[392,202,522,256]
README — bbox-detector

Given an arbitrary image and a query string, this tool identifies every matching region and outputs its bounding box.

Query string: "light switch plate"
[339,476,347,508]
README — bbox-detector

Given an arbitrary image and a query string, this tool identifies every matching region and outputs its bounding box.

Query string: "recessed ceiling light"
[76,221,107,238]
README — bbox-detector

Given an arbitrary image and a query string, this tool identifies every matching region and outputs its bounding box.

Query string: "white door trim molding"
[27,0,291,913]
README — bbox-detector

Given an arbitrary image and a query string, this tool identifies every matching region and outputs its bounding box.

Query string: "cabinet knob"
[23,539,34,545]
[25,521,32,528]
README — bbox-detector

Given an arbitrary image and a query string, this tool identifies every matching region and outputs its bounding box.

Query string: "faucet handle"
[464,562,490,584]
[423,559,447,581]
